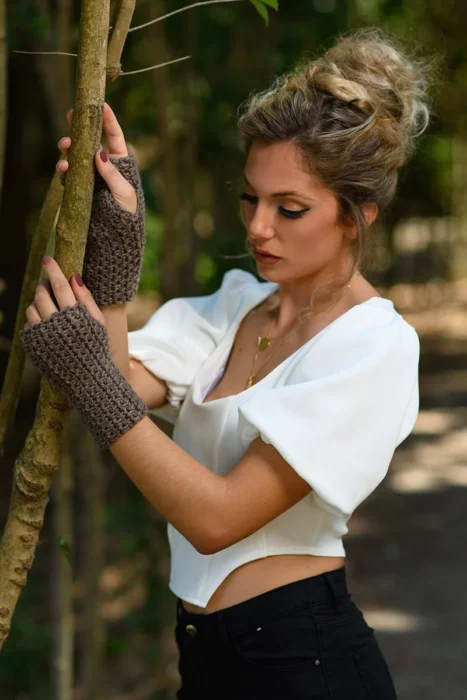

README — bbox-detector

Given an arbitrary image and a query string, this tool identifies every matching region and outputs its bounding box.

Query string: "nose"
[247,204,275,241]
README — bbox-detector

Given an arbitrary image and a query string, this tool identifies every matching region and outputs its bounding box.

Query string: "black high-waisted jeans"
[174,566,397,699]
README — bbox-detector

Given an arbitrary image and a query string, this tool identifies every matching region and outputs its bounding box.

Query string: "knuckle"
[52,279,68,292]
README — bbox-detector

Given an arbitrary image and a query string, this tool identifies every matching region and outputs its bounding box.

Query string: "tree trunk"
[0,0,111,651]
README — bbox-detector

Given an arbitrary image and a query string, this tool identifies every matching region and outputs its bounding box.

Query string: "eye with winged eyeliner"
[239,192,310,220]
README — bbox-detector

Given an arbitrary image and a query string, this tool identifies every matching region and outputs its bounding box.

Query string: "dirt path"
[346,331,467,699]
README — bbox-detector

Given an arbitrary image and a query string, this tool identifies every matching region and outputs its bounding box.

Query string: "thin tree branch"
[128,0,243,33]
[12,51,191,77]
[106,0,136,81]
[0,173,63,457]
[120,54,190,75]
[13,50,77,57]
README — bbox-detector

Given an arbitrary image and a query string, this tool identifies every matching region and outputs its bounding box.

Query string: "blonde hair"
[235,27,440,308]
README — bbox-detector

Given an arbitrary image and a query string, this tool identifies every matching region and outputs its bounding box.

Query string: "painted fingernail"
[74,273,84,287]
[100,149,108,163]
[43,256,52,265]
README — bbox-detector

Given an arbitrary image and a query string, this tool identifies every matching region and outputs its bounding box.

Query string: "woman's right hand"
[55,102,146,307]
[56,102,138,214]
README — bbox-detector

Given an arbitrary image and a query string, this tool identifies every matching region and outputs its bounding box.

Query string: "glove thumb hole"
[94,148,136,212]
[71,274,103,322]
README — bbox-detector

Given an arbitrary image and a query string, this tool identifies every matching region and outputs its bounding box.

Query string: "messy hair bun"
[237,27,439,280]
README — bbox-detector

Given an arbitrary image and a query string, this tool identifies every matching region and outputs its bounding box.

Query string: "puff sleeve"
[237,309,420,518]
[128,269,256,423]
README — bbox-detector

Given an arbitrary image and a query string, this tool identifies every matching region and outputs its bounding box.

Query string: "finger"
[58,136,71,154]
[66,108,73,126]
[25,303,42,326]
[57,136,71,174]
[102,103,128,157]
[34,280,59,319]
[70,273,106,325]
[42,257,77,311]
[94,149,137,213]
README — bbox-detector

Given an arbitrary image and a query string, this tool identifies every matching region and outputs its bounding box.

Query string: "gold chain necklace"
[245,271,360,389]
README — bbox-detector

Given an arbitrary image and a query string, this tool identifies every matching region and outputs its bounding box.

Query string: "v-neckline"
[192,288,393,407]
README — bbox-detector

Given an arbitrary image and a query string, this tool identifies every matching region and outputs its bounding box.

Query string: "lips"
[253,247,280,258]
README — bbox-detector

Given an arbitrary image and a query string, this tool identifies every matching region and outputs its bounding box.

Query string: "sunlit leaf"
[250,0,269,25]
[260,0,279,10]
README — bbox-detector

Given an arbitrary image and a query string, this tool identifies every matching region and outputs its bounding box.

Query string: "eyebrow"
[242,172,315,201]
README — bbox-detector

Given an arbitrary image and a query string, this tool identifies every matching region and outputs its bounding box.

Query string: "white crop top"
[128,268,420,607]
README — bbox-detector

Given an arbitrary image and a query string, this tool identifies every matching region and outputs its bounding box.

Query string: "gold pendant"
[258,336,270,351]
[245,375,254,389]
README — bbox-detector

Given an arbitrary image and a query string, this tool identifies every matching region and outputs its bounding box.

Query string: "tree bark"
[0,0,111,651]
[0,0,137,451]
[107,0,136,81]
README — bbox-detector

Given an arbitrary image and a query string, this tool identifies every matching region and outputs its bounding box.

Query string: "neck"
[265,264,359,335]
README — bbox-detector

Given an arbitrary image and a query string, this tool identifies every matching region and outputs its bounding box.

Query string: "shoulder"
[292,297,419,382]
[215,268,273,304]
[144,268,273,335]
[174,268,274,325]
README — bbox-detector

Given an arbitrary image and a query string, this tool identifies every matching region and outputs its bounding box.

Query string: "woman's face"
[241,140,357,283]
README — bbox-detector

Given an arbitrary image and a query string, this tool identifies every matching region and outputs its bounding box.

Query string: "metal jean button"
[185,624,197,637]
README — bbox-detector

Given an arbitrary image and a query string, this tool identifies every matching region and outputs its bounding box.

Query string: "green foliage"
[249,0,279,26]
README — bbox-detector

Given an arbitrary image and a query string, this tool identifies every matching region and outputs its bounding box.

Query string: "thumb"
[94,148,137,214]
[71,274,105,326]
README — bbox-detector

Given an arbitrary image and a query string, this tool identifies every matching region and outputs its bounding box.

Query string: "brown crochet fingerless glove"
[61,154,146,306]
[20,302,148,449]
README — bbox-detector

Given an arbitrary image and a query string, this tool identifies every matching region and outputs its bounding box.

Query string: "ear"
[344,202,378,240]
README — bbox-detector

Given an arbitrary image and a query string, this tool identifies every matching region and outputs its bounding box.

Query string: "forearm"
[100,304,130,377]
[110,416,227,554]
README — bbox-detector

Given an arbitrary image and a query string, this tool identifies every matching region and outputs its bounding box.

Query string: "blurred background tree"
[1,1,467,698]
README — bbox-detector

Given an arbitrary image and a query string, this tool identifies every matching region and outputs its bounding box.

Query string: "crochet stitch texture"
[61,154,146,306]
[20,302,148,449]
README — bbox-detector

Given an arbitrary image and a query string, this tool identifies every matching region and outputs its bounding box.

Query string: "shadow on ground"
[346,339,467,700]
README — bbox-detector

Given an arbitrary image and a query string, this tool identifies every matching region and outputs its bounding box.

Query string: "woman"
[22,27,433,700]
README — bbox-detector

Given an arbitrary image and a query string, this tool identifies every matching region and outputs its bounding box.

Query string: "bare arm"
[109,417,311,555]
[100,304,168,410]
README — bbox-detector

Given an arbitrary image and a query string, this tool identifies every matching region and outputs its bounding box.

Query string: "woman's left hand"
[25,256,105,329]
[21,258,148,448]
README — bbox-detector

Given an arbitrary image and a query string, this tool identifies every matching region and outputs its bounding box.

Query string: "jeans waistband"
[176,566,349,637]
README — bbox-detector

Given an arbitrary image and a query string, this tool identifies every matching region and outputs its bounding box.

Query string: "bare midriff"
[181,554,345,614]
